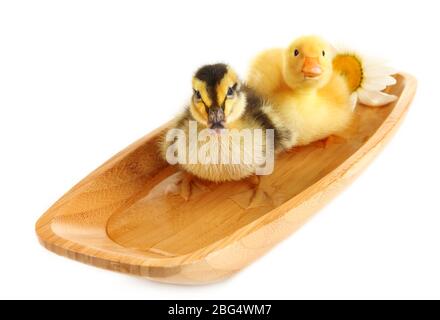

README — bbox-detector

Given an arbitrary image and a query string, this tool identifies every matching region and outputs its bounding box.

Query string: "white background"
[1,0,439,300]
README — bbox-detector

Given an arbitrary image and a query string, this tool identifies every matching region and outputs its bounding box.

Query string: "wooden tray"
[36,74,416,284]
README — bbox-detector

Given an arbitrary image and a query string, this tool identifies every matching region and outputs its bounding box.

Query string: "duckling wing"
[333,51,398,107]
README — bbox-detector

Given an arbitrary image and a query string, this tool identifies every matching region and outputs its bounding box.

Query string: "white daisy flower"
[333,47,398,107]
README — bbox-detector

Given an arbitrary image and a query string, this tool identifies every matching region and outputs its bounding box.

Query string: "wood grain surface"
[35,74,416,284]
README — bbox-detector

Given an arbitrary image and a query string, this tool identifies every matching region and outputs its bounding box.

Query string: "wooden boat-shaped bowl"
[36,74,416,284]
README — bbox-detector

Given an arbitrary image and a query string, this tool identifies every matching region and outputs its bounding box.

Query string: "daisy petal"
[362,81,388,91]
[357,88,398,107]
[362,76,396,91]
[350,93,358,111]
[361,56,391,68]
[370,75,397,86]
[364,65,397,78]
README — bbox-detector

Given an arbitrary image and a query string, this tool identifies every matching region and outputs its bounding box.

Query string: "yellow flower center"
[333,55,363,92]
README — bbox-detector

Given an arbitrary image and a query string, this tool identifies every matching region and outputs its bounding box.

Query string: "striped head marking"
[190,63,244,131]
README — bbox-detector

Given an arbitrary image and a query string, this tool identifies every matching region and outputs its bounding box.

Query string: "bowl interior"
[46,76,406,260]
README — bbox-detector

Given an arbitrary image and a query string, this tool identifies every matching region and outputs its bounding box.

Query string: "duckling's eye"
[227,86,235,98]
[193,89,201,101]
[322,50,326,57]
[294,49,300,57]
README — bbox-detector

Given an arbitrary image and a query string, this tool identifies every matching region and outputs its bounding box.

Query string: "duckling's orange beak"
[302,57,322,78]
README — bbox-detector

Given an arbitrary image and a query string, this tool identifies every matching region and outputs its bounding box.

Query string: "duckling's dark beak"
[208,106,225,131]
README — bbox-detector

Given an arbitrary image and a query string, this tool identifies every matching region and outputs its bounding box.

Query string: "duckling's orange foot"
[286,146,298,154]
[179,174,191,201]
[314,135,347,148]
[246,175,275,209]
[248,187,274,209]
[310,139,326,149]
[178,172,209,201]
[326,135,347,147]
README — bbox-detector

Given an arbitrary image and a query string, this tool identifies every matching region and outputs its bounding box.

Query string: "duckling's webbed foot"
[313,135,347,149]
[285,146,298,154]
[229,175,282,209]
[247,175,274,209]
[178,172,209,201]
[179,172,192,201]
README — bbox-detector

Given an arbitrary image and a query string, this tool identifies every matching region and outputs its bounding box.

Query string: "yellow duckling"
[159,63,291,202]
[248,35,397,147]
